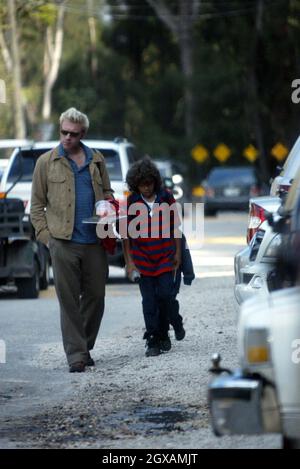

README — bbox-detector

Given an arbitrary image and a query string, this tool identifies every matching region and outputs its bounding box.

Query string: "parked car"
[209,182,300,448]
[210,220,300,447]
[154,158,189,204]
[234,134,300,303]
[0,138,142,268]
[0,139,32,183]
[270,134,300,197]
[234,196,282,304]
[247,134,300,245]
[202,166,266,216]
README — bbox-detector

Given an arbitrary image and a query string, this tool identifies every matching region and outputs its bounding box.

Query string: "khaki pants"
[49,238,108,365]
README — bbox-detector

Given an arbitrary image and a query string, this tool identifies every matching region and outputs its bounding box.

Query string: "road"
[0,212,281,449]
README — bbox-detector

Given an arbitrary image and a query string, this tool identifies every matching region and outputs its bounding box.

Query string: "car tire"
[16,260,40,299]
[282,435,300,449]
[205,208,217,216]
[40,258,50,290]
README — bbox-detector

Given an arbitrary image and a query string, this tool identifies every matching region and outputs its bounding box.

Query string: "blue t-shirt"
[58,143,97,244]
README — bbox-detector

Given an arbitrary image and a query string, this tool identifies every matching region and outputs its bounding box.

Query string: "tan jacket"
[30,146,114,245]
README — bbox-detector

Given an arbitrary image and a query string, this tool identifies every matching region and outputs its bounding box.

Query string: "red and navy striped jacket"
[126,190,180,276]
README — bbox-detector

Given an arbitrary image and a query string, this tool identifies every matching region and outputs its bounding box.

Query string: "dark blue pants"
[139,271,174,338]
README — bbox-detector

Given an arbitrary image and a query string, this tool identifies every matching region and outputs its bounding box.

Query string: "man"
[31,107,114,372]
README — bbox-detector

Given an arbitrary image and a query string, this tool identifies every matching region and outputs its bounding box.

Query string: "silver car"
[234,196,281,304]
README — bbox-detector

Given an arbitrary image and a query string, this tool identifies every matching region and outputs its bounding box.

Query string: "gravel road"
[0,277,281,449]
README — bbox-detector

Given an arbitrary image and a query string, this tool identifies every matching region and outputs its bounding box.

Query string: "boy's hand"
[126,261,138,277]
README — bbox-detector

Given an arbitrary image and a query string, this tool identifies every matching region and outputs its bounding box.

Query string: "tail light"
[278,183,291,196]
[249,185,260,197]
[247,202,268,244]
[23,200,28,208]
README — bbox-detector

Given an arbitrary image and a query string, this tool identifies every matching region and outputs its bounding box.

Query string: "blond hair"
[59,107,89,131]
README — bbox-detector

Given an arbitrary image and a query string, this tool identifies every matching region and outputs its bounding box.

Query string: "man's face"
[60,119,85,152]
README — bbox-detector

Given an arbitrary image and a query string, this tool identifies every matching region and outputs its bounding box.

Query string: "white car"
[0,138,139,212]
[0,139,33,183]
[234,196,281,303]
[0,138,141,267]
[270,134,300,196]
[209,286,300,448]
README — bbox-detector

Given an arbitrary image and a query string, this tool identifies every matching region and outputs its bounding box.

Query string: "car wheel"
[16,260,40,299]
[40,258,50,290]
[282,435,300,449]
[205,208,217,216]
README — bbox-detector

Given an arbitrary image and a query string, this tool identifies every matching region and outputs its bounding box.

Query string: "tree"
[3,0,26,137]
[147,0,199,142]
[87,0,98,77]
[42,1,66,123]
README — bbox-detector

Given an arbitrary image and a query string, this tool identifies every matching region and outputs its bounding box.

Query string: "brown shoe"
[69,361,86,373]
[86,353,95,367]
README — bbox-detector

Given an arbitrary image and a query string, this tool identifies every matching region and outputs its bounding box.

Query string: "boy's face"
[138,179,155,199]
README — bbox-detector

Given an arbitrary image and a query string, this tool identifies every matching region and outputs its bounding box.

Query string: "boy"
[123,157,181,356]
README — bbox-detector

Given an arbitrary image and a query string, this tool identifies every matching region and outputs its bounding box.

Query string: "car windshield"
[208,168,255,185]
[91,148,122,181]
[7,148,123,182]
[155,162,172,178]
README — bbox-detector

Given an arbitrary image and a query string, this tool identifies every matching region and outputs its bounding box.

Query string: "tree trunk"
[87,0,98,78]
[0,26,13,73]
[41,2,65,122]
[178,1,195,140]
[249,0,269,182]
[7,0,26,138]
[147,0,198,141]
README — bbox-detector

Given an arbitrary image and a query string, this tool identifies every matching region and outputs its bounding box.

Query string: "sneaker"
[69,361,86,373]
[160,335,172,352]
[145,335,161,357]
[174,325,185,341]
[86,352,95,367]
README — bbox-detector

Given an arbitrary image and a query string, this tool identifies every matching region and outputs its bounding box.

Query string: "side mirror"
[172,174,183,185]
[163,177,174,190]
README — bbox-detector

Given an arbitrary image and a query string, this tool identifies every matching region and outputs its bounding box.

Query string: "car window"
[7,149,47,183]
[7,147,123,182]
[91,148,122,181]
[0,148,14,159]
[208,168,255,185]
[155,161,172,178]
[280,136,300,180]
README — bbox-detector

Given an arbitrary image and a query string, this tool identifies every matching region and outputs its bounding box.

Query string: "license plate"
[224,187,240,197]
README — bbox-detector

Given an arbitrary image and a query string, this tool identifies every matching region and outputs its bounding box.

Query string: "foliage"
[1,0,300,181]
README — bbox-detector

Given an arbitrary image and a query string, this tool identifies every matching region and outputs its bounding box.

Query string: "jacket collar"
[51,143,101,164]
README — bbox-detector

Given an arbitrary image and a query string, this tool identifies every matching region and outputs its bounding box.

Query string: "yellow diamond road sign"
[191,144,209,163]
[243,144,259,163]
[271,143,289,162]
[213,144,231,163]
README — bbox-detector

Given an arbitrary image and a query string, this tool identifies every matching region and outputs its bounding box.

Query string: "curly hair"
[126,157,162,193]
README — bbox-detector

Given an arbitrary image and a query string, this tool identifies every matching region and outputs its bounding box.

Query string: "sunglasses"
[60,129,81,138]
